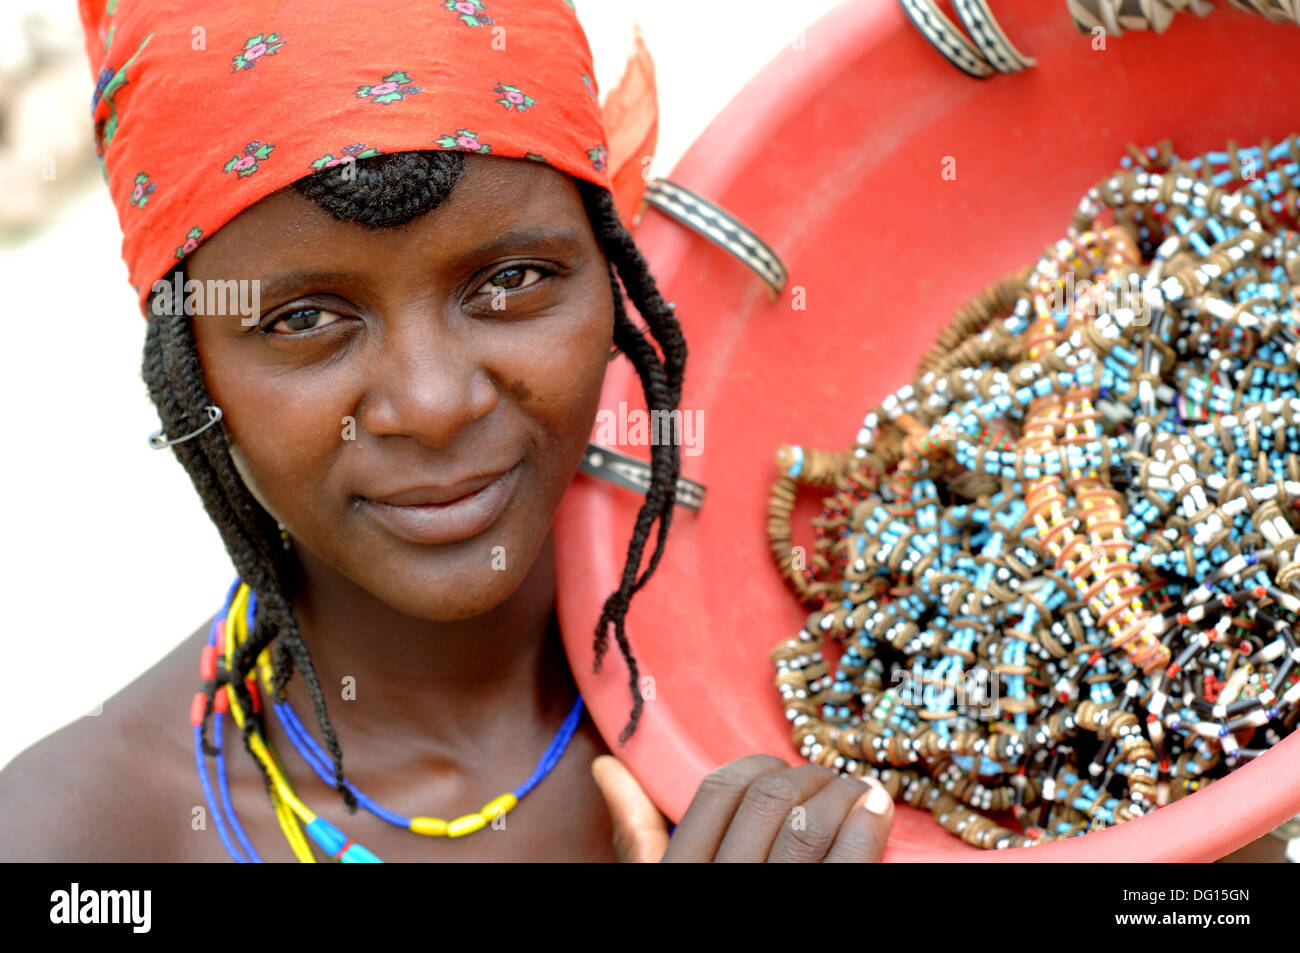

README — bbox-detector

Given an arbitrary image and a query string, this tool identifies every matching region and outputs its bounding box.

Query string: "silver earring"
[148,405,223,450]
[277,521,292,551]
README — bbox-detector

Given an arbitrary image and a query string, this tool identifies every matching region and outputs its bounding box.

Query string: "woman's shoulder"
[0,618,212,862]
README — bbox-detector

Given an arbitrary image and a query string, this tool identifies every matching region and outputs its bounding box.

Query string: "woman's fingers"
[821,775,895,863]
[763,771,891,862]
[590,755,671,863]
[597,751,897,863]
[659,754,791,862]
[712,762,848,862]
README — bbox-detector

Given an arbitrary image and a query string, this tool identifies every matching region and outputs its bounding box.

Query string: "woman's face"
[186,155,614,620]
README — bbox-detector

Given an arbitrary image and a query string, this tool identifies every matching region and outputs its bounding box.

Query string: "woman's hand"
[592,753,894,862]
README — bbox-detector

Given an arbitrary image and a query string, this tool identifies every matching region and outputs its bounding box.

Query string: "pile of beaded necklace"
[766,134,1300,849]
[192,579,585,862]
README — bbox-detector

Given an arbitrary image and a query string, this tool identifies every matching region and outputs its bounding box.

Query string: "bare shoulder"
[0,618,211,862]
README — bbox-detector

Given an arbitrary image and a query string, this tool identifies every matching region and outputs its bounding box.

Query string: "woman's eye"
[474,266,546,296]
[267,307,341,334]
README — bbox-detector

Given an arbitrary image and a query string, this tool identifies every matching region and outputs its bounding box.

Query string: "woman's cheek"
[533,285,614,434]
[217,374,357,527]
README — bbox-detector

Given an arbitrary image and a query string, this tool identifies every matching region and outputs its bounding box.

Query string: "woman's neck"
[276,530,575,759]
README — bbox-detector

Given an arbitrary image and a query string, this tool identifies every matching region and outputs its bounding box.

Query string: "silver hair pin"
[148,404,223,450]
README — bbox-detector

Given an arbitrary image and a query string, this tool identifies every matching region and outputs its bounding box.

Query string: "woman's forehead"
[187,154,591,280]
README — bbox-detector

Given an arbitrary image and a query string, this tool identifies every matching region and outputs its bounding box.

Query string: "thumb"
[591,754,671,862]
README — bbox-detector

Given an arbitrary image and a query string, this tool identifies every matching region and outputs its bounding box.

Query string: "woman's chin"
[351,558,533,623]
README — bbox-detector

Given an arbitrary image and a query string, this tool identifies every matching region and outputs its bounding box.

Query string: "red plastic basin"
[554,0,1300,860]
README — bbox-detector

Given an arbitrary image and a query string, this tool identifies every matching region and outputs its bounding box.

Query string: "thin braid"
[583,184,687,592]
[597,193,688,404]
[143,308,283,802]
[143,277,356,811]
[576,181,689,745]
[607,303,679,598]
[256,589,353,811]
[154,280,285,585]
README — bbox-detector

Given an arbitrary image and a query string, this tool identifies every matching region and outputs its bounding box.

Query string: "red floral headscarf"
[78,0,657,316]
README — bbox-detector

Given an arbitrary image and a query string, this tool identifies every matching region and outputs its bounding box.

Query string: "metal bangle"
[642,177,788,298]
[951,0,1037,72]
[898,0,997,78]
[579,442,706,511]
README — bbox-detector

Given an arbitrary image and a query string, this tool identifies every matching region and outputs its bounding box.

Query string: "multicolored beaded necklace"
[767,134,1300,849]
[192,579,585,862]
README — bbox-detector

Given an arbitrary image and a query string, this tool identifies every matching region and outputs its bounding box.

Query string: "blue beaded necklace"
[193,578,586,862]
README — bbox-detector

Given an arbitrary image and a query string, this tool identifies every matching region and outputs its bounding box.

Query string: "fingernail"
[863,780,893,816]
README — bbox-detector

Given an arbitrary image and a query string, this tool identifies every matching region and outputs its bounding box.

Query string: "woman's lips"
[359,463,521,545]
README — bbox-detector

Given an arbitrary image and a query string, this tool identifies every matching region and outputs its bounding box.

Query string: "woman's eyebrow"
[449,226,585,271]
[258,268,366,301]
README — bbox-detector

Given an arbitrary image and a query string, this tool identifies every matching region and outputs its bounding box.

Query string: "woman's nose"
[358,312,499,447]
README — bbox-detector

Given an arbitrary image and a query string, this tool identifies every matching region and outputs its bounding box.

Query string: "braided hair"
[143,150,687,812]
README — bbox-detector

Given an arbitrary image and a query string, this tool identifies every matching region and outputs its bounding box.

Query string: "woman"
[0,0,895,862]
